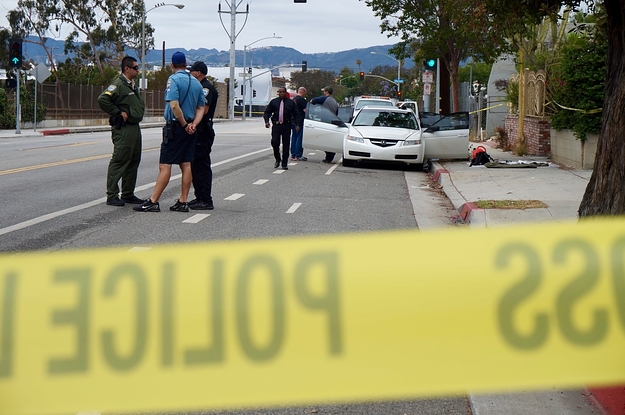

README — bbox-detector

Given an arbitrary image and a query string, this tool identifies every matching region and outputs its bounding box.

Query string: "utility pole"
[218,1,249,120]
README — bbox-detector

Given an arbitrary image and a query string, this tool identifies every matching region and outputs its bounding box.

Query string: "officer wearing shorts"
[134,51,204,213]
[188,61,219,210]
[98,55,145,206]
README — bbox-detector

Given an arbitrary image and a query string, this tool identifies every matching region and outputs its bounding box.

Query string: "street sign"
[33,63,51,84]
[394,79,404,83]
[423,83,432,95]
[422,72,433,84]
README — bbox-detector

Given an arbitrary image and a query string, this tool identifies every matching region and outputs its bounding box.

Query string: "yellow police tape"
[1,218,625,415]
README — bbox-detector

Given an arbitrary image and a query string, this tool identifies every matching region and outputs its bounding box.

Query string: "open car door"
[422,112,470,160]
[302,103,347,154]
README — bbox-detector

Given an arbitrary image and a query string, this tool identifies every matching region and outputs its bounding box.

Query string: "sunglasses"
[129,66,139,71]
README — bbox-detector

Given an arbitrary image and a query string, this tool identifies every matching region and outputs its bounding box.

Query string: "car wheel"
[342,158,356,167]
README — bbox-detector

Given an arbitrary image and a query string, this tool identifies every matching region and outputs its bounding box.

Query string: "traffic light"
[5,77,17,89]
[302,60,307,72]
[253,89,257,97]
[8,38,23,68]
[359,71,365,81]
[424,58,437,71]
[397,91,402,99]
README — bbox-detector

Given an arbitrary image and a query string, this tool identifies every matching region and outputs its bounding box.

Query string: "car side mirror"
[331,119,347,127]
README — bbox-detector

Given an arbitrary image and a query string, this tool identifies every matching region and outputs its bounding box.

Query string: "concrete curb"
[429,160,486,228]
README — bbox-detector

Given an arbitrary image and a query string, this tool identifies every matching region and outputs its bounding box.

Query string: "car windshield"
[355,99,393,110]
[353,109,419,130]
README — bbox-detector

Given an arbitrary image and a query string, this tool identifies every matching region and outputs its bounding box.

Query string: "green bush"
[549,35,606,141]
[0,89,16,129]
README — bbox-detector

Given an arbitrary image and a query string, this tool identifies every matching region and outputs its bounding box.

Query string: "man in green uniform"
[98,55,145,206]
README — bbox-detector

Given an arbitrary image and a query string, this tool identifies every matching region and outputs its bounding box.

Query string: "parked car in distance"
[303,103,470,169]
[397,101,417,113]
[352,97,395,120]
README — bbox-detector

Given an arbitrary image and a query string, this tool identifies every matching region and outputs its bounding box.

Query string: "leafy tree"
[365,0,510,111]
[290,70,337,101]
[8,0,61,83]
[549,32,606,141]
[0,29,12,68]
[457,61,491,85]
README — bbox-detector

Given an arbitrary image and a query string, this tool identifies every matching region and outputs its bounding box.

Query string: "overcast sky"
[0,0,401,54]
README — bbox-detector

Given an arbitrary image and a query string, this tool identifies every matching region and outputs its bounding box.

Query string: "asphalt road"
[0,120,470,414]
[0,121,460,252]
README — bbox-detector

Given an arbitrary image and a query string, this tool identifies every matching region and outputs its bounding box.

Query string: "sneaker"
[133,199,160,212]
[106,197,125,206]
[189,200,214,210]
[169,199,189,212]
[274,160,280,168]
[188,198,199,206]
[120,195,144,204]
[282,165,288,170]
[290,156,298,161]
[297,156,308,161]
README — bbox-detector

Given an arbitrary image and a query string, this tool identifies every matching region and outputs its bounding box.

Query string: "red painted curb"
[459,202,478,223]
[586,386,625,415]
[42,129,70,136]
[433,168,448,183]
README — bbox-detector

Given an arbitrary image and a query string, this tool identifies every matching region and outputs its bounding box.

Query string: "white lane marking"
[253,179,269,185]
[0,148,271,237]
[183,214,210,224]
[224,193,245,200]
[273,169,286,174]
[308,152,316,156]
[289,162,298,166]
[286,203,302,214]
[128,247,152,252]
[325,158,342,175]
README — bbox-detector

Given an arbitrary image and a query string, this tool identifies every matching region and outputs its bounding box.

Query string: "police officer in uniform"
[188,61,218,210]
[98,55,145,206]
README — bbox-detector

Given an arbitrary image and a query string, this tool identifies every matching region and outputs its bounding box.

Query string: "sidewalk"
[431,141,592,227]
[430,141,613,415]
[0,122,166,139]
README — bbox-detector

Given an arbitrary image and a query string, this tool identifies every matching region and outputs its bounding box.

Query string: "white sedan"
[303,103,470,169]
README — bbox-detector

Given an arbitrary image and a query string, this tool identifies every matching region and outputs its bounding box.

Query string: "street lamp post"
[242,34,281,120]
[141,2,185,99]
[371,51,401,96]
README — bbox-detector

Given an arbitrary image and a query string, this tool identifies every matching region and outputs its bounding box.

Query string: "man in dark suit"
[263,87,303,170]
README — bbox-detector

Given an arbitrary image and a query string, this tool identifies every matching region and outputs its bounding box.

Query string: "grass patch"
[474,199,548,209]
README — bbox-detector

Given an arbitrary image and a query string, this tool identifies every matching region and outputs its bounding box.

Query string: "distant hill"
[22,38,414,74]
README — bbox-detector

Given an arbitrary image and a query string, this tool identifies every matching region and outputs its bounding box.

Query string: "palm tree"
[356,59,362,72]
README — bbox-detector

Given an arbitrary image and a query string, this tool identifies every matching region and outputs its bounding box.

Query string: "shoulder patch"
[106,85,116,92]
[165,78,172,92]
[203,88,209,98]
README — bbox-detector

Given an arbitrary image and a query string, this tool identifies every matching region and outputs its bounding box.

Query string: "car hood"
[351,126,419,141]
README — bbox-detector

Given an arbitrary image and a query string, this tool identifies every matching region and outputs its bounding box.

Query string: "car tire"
[342,158,356,167]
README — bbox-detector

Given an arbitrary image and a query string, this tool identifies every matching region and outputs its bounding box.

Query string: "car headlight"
[346,134,364,143]
[403,137,422,146]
